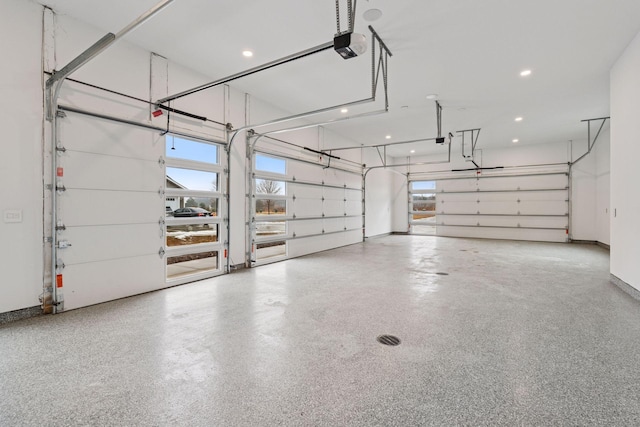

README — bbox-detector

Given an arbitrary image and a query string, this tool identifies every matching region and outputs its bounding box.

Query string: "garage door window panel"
[166,136,218,164]
[164,135,225,281]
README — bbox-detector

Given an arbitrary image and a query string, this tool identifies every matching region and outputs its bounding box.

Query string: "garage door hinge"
[158,156,165,167]
[55,224,66,231]
[158,188,165,197]
[57,240,71,249]
[56,110,67,118]
[158,247,165,258]
[55,146,67,153]
[56,184,66,193]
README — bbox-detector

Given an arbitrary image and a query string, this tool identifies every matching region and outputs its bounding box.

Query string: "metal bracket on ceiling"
[458,128,481,164]
[259,25,393,136]
[436,101,443,139]
[572,116,609,165]
[376,146,386,167]
[335,0,357,36]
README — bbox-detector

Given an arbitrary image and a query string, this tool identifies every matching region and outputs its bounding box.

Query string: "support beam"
[157,42,334,104]
[46,0,173,90]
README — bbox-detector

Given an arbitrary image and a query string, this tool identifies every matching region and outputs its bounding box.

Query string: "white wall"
[595,131,610,245]
[363,149,396,238]
[570,139,597,241]
[570,130,610,244]
[611,30,640,291]
[391,171,409,233]
[0,0,44,313]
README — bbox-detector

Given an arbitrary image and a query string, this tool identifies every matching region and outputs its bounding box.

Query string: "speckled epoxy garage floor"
[1,236,639,426]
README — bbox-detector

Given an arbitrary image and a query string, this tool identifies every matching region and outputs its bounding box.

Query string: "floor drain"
[436,272,449,276]
[377,335,401,346]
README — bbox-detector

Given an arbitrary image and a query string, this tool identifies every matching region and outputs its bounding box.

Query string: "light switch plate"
[3,210,23,223]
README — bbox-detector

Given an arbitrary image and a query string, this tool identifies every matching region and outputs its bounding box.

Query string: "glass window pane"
[166,224,218,247]
[166,197,218,216]
[255,179,285,195]
[412,194,436,211]
[412,212,436,220]
[256,220,286,237]
[256,154,286,175]
[167,167,218,191]
[412,181,436,190]
[256,199,286,215]
[257,241,286,260]
[167,251,218,279]
[166,136,218,164]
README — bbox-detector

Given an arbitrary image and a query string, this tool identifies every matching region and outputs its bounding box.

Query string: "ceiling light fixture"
[363,8,383,22]
[341,108,348,113]
[242,50,253,57]
[410,150,415,153]
[515,117,523,122]
[512,139,519,143]
[385,135,391,139]
[520,69,532,77]
[426,94,438,100]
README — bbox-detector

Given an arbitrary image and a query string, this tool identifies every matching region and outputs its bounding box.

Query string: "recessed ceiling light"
[520,69,532,77]
[410,150,416,153]
[363,8,383,22]
[242,50,253,57]
[512,139,519,143]
[340,108,348,113]
[515,117,523,122]
[385,135,391,139]
[426,94,438,100]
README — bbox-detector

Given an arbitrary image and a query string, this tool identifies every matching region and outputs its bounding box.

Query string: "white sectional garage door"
[410,168,570,242]
[56,114,165,310]
[55,114,226,310]
[249,139,363,265]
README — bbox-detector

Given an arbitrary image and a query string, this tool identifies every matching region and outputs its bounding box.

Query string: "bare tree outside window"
[256,179,283,214]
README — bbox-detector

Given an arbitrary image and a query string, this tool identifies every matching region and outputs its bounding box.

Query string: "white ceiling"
[38,0,640,156]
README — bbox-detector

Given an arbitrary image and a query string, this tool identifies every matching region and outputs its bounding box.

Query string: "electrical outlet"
[3,210,22,223]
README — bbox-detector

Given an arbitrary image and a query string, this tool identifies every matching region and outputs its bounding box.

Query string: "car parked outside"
[172,207,212,217]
